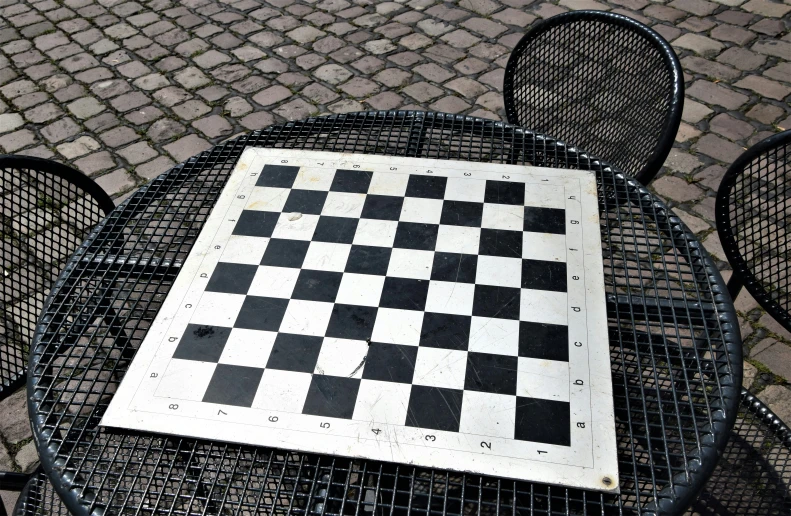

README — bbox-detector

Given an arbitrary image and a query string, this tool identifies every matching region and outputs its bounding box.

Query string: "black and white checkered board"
[103,149,618,492]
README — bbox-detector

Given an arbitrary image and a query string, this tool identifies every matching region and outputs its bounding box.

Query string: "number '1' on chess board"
[102,148,618,493]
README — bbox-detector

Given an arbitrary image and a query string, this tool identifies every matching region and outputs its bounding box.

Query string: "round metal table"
[28,111,742,515]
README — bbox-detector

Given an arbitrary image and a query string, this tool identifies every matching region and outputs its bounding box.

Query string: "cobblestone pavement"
[0,0,790,511]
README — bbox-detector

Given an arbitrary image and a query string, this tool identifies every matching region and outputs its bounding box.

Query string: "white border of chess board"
[102,148,618,493]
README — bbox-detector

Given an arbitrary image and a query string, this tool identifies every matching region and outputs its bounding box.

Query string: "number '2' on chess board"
[102,148,618,492]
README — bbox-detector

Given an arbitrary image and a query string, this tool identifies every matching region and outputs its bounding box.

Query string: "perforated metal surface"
[503,11,683,186]
[28,112,741,516]
[12,471,70,516]
[716,130,791,334]
[686,388,791,515]
[0,156,113,400]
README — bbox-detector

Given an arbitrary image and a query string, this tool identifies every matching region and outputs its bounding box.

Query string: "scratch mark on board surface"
[348,356,367,378]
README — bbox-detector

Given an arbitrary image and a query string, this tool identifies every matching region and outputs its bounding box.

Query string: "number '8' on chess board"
[103,148,618,492]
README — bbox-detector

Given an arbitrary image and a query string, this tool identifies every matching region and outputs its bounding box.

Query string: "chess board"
[103,148,618,492]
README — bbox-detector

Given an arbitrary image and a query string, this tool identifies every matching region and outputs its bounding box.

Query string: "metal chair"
[685,388,790,515]
[716,130,791,332]
[1,155,114,516]
[502,10,684,185]
[8,469,70,516]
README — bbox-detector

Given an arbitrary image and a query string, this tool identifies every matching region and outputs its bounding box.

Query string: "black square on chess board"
[160,169,576,447]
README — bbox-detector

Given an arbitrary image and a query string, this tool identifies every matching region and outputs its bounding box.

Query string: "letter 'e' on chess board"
[103,148,619,493]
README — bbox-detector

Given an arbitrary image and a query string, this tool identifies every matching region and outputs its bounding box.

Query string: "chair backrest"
[11,470,70,516]
[686,388,790,515]
[0,155,114,400]
[503,10,684,185]
[716,130,791,333]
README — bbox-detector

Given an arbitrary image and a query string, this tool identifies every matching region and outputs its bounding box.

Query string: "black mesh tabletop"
[27,111,742,516]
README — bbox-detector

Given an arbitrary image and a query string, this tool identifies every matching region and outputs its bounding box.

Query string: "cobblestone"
[1,0,790,488]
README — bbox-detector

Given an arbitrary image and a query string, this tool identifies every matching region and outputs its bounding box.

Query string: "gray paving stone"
[67,96,105,119]
[99,125,138,147]
[56,135,101,158]
[239,110,275,130]
[314,64,353,85]
[366,91,404,110]
[163,133,211,161]
[687,81,750,110]
[0,441,12,471]
[746,103,785,124]
[273,98,317,120]
[173,66,211,90]
[387,51,422,67]
[15,441,39,474]
[90,78,131,99]
[24,102,64,124]
[74,67,114,84]
[124,105,163,125]
[694,134,745,163]
[652,175,704,203]
[192,114,233,138]
[0,79,37,99]
[338,77,380,97]
[753,341,791,380]
[414,63,455,83]
[759,385,791,422]
[94,167,134,194]
[194,49,232,69]
[146,118,185,142]
[41,116,80,142]
[742,0,791,17]
[709,113,754,142]
[759,313,791,342]
[135,154,175,180]
[750,18,785,36]
[84,112,119,132]
[109,91,149,111]
[0,113,24,134]
[402,81,443,102]
[445,77,488,98]
[734,76,790,102]
[363,39,397,55]
[171,99,211,120]
[117,140,157,164]
[681,56,740,81]
[693,165,726,191]
[0,388,32,444]
[459,0,501,15]
[429,95,471,114]
[133,73,169,91]
[674,209,709,234]
[751,40,791,59]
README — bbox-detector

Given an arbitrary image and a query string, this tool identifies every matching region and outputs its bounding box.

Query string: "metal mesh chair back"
[686,388,791,515]
[0,155,114,399]
[503,10,683,185]
[12,471,70,516]
[716,130,791,333]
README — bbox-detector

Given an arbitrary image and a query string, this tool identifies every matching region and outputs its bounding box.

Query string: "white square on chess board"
[102,149,618,493]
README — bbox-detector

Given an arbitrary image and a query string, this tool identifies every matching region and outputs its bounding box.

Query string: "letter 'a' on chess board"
[102,148,619,493]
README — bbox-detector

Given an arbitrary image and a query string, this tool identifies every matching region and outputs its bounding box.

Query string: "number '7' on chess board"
[103,148,618,493]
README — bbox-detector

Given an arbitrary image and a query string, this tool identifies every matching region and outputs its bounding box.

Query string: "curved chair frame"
[0,156,114,516]
[0,155,114,398]
[503,10,684,185]
[686,388,790,515]
[715,130,791,332]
